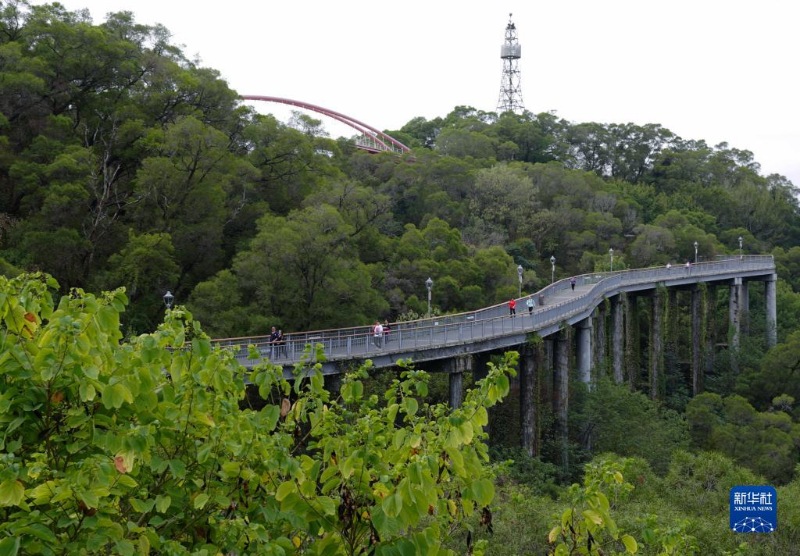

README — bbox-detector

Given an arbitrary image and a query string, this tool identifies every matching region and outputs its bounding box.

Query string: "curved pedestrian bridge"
[214,256,776,376]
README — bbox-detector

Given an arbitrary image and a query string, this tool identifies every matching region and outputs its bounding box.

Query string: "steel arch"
[241,95,410,154]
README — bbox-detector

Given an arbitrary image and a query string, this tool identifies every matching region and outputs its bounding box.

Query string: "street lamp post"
[163,290,174,309]
[517,264,523,298]
[609,248,614,272]
[694,241,699,264]
[425,277,433,317]
[738,236,743,259]
[550,255,556,284]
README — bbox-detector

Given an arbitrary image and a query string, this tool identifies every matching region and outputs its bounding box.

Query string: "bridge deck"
[214,256,775,375]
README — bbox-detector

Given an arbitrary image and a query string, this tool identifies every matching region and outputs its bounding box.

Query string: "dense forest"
[3,1,800,554]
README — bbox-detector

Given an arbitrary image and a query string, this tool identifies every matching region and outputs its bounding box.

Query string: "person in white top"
[373,321,384,348]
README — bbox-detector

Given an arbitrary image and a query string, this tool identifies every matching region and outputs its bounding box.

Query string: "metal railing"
[214,255,775,366]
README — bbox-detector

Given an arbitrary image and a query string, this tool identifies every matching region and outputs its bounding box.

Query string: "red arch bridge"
[241,95,410,154]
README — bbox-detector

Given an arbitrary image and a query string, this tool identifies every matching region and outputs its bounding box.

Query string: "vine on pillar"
[698,282,708,394]
[623,292,639,390]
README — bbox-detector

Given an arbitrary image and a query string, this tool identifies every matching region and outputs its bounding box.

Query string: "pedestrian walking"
[372,320,384,348]
[508,298,516,317]
[276,329,287,358]
[269,326,279,358]
[570,277,576,291]
[526,295,534,315]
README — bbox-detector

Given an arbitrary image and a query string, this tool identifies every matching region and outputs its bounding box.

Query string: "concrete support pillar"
[665,289,678,392]
[766,274,777,348]
[611,295,624,384]
[595,305,607,374]
[544,338,554,410]
[730,277,742,351]
[650,293,663,400]
[520,346,538,457]
[625,295,640,387]
[730,277,742,350]
[691,286,702,396]
[740,281,750,335]
[447,356,472,409]
[729,278,742,373]
[449,371,464,409]
[554,330,570,473]
[706,286,717,378]
[576,317,593,387]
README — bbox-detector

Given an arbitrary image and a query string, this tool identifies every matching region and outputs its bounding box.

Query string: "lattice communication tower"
[496,13,525,114]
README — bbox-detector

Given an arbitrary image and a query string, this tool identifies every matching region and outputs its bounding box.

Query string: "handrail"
[214,255,775,366]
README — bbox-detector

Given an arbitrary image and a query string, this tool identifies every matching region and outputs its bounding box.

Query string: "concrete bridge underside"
[447,271,777,460]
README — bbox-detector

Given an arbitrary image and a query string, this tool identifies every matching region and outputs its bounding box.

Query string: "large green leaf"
[468,478,495,507]
[403,397,418,417]
[0,479,24,507]
[0,536,20,556]
[193,493,209,509]
[129,498,156,513]
[155,495,171,513]
[382,492,403,518]
[79,381,96,401]
[621,534,638,553]
[275,481,297,501]
[103,382,133,409]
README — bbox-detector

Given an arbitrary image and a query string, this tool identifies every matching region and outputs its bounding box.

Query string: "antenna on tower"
[497,13,525,114]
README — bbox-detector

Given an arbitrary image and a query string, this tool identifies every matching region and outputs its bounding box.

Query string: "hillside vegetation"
[3,2,800,553]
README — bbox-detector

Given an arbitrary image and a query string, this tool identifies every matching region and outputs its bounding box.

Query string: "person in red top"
[508,298,516,317]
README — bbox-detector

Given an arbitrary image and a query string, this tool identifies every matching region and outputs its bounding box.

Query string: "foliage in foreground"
[0,273,513,555]
[546,458,639,555]
[475,452,782,556]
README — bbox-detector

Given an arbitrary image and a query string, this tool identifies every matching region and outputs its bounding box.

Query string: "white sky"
[42,0,800,186]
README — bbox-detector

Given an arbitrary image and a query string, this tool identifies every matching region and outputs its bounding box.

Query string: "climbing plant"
[622,292,639,389]
[697,282,709,395]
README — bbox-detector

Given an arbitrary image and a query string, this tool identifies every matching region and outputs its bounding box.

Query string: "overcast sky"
[43,0,799,185]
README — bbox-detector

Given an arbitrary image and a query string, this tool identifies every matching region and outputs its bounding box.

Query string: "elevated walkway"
[213,256,776,376]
